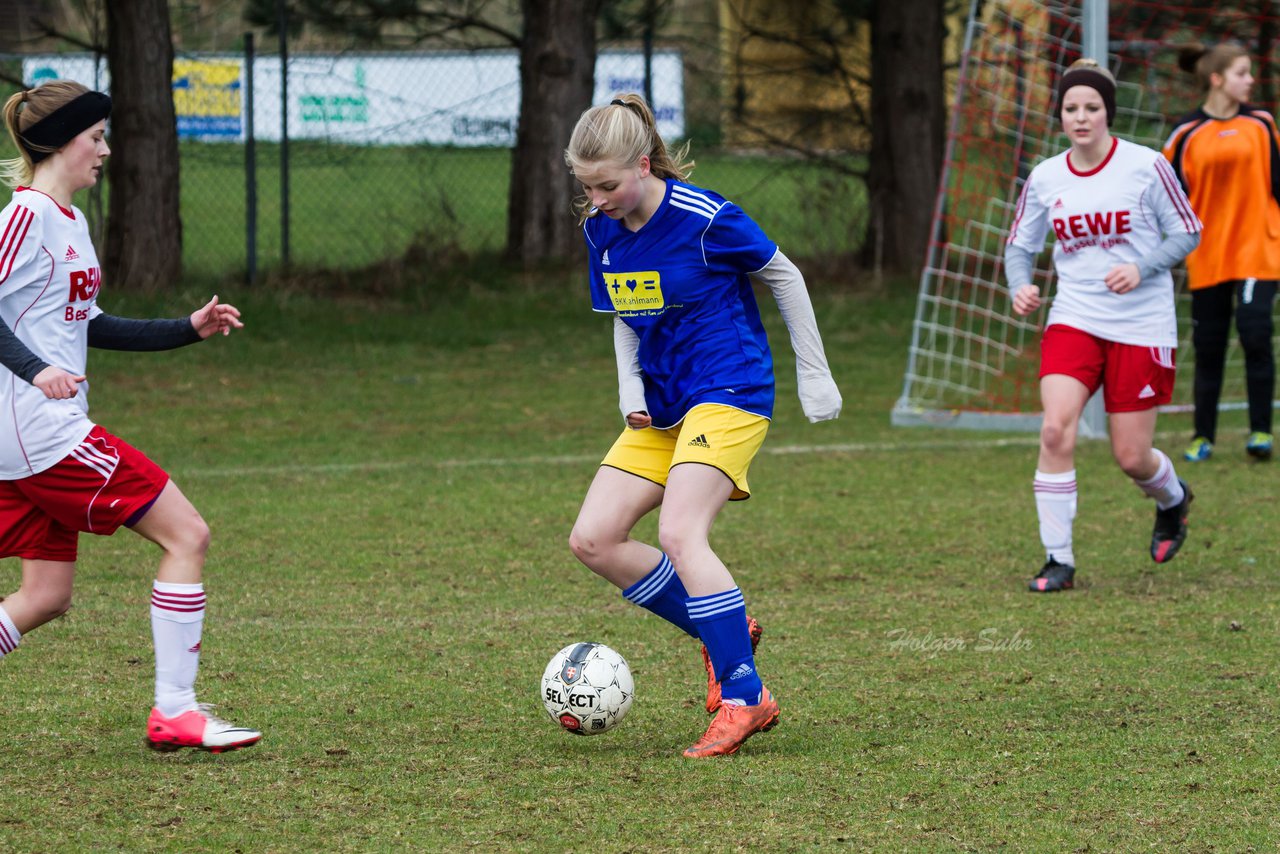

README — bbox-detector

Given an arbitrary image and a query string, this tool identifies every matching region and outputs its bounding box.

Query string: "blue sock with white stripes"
[621,554,698,638]
[687,587,762,706]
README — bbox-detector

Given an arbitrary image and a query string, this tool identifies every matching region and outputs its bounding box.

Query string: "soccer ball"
[540,642,634,735]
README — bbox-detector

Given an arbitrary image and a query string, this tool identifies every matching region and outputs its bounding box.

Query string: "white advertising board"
[23,49,684,145]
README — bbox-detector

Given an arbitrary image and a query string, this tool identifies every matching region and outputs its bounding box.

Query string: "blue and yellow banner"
[173,58,241,139]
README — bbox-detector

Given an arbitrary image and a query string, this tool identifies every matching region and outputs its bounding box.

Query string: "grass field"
[1,272,1278,851]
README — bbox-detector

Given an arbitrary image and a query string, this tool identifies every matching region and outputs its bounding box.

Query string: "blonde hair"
[564,93,694,222]
[1064,57,1115,84]
[1178,43,1250,94]
[2,80,92,189]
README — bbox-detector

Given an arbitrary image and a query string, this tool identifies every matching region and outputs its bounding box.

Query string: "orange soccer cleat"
[683,686,779,758]
[701,615,763,714]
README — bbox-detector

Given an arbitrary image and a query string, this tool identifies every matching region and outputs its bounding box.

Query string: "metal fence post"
[278,0,290,272]
[245,31,257,286]
[1078,0,1110,439]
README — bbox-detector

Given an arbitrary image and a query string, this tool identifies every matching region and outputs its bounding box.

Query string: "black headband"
[1058,67,1116,126]
[610,99,627,107]
[18,91,112,163]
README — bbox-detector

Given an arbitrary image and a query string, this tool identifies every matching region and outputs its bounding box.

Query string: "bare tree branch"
[28,17,105,53]
[247,0,521,48]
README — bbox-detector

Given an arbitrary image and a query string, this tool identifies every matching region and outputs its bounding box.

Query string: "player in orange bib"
[1163,43,1278,462]
[0,81,259,752]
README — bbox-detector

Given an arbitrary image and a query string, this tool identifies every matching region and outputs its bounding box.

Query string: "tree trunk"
[866,0,946,276]
[506,0,602,266]
[105,0,181,293]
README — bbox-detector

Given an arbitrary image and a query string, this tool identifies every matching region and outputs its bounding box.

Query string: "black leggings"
[1190,278,1277,440]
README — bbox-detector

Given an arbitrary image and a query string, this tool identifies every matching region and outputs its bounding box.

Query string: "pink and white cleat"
[147,704,262,753]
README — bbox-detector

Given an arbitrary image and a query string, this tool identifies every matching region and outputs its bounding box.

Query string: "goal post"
[893,0,1280,437]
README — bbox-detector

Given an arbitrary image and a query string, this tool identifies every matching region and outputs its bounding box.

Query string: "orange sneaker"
[683,686,779,758]
[146,704,262,753]
[702,615,763,714]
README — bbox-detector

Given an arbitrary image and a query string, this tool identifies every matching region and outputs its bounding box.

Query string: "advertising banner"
[23,49,685,145]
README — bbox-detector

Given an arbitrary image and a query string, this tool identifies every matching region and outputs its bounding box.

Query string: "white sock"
[151,582,205,718]
[1034,469,1077,566]
[0,604,21,659]
[1134,450,1185,510]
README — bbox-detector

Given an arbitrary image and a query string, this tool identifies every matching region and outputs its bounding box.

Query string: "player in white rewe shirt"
[1005,59,1202,593]
[0,80,260,752]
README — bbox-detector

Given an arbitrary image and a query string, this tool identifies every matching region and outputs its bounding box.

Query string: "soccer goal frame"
[892,0,1280,438]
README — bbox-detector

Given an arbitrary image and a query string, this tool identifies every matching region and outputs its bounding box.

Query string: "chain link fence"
[1,28,871,286]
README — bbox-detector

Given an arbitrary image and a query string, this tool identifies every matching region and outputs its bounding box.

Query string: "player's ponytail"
[608,93,693,183]
[1,90,34,189]
[565,92,694,223]
[1177,43,1249,93]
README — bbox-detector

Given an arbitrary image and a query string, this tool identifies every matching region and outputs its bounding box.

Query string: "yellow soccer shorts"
[601,403,770,500]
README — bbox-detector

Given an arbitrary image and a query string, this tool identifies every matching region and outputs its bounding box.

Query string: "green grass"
[1,273,1278,850]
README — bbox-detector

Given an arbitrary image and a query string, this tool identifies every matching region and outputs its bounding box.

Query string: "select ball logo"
[540,642,634,736]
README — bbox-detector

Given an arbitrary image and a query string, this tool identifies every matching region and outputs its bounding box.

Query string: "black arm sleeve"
[87,314,201,351]
[0,314,50,383]
[1269,121,1280,209]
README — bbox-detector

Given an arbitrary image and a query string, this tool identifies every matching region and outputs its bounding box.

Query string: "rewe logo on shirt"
[64,267,102,321]
[1052,210,1132,241]
[68,267,101,301]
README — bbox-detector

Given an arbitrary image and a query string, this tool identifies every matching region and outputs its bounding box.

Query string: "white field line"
[179,431,1186,479]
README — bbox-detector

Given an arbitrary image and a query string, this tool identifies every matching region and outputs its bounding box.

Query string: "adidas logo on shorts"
[688,434,710,449]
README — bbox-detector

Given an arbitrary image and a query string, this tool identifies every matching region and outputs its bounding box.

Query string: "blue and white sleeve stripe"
[686,588,746,621]
[622,554,676,605]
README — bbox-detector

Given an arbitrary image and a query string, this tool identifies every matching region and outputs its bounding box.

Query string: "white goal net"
[893,0,1280,435]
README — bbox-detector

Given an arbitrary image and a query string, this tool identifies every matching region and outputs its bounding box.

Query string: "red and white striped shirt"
[1007,137,1201,347]
[0,188,103,478]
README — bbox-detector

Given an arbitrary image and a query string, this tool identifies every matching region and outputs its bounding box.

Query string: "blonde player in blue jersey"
[0,81,260,752]
[1005,60,1202,593]
[564,94,842,757]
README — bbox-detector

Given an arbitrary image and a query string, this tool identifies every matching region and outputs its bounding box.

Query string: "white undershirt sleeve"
[613,315,648,421]
[751,250,842,422]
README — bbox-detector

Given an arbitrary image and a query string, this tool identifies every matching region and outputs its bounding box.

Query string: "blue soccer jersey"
[584,180,779,428]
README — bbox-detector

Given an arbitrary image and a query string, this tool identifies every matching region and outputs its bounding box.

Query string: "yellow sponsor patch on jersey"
[603,271,664,314]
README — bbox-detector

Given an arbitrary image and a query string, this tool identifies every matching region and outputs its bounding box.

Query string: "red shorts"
[1040,324,1176,413]
[0,426,169,562]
